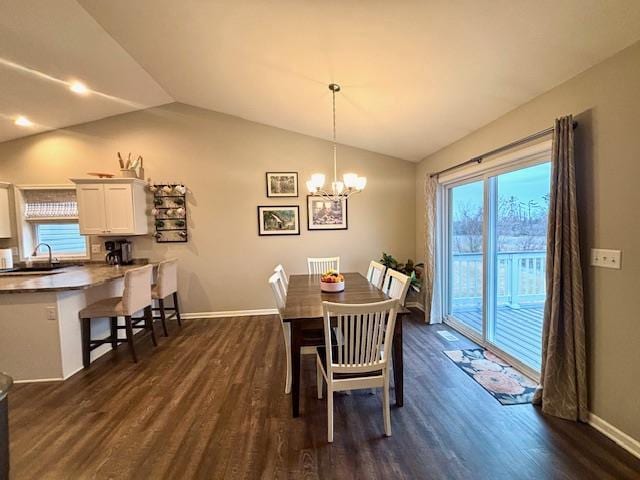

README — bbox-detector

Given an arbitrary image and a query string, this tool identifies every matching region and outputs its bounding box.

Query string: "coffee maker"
[105,240,133,265]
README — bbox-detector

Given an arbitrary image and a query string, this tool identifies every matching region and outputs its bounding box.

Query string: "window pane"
[35,223,86,255]
[491,162,550,371]
[448,180,484,335]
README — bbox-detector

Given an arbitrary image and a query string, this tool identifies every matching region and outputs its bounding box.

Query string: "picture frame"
[266,172,298,197]
[307,195,348,230]
[257,205,300,236]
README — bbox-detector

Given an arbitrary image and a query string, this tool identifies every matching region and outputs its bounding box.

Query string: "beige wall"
[416,41,640,442]
[0,102,416,312]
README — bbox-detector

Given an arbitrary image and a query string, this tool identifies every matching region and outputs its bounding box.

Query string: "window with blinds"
[19,188,87,257]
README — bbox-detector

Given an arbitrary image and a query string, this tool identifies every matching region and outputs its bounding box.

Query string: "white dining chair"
[307,256,340,274]
[366,260,386,289]
[268,272,317,394]
[382,269,411,306]
[274,264,288,290]
[316,299,399,442]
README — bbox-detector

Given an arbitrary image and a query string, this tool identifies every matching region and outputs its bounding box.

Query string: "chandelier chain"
[332,86,337,183]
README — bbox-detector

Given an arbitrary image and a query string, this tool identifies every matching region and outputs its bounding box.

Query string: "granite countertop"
[0,263,151,294]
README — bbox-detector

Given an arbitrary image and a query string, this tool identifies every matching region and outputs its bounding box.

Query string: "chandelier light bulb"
[343,173,358,188]
[356,176,367,190]
[311,173,325,189]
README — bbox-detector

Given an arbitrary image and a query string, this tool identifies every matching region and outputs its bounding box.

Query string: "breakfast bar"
[0,263,150,382]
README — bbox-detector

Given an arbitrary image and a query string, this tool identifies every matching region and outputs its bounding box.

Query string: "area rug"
[443,348,538,405]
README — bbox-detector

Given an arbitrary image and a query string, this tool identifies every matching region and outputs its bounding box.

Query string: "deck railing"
[451,251,546,311]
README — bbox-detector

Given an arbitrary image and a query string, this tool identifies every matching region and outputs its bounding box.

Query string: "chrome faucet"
[31,243,57,268]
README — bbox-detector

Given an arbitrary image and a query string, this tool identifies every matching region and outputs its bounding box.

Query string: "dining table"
[281,272,410,418]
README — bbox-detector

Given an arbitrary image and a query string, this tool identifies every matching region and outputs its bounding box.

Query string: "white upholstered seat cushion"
[79,297,124,319]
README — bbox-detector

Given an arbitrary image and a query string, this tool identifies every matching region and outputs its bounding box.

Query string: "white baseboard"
[14,377,64,384]
[182,308,278,319]
[588,413,640,459]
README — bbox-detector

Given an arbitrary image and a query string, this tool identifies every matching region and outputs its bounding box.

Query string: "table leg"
[392,315,404,406]
[291,323,303,417]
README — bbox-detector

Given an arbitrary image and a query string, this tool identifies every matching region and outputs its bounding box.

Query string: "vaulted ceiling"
[2,1,640,161]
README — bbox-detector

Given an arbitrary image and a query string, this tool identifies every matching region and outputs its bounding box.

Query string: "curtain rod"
[430,121,578,178]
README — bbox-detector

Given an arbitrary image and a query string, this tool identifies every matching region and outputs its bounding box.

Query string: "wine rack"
[150,184,188,243]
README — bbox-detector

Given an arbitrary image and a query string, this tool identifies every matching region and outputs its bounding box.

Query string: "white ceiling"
[3,1,640,161]
[0,0,171,143]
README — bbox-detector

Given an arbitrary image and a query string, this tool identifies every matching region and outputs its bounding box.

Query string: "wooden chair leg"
[125,316,138,363]
[383,369,392,437]
[158,298,169,337]
[110,317,119,350]
[145,306,157,346]
[327,385,334,443]
[173,291,182,327]
[80,317,91,368]
[316,357,323,400]
[282,322,292,394]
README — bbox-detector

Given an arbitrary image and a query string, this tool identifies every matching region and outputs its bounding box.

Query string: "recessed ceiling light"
[70,81,89,95]
[14,116,33,127]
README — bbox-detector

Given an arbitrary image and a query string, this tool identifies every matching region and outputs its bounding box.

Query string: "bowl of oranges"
[320,270,345,293]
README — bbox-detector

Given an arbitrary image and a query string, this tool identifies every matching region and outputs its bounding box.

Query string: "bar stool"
[79,264,156,366]
[152,259,182,336]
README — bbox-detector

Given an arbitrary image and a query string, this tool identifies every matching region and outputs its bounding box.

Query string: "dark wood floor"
[7,312,640,479]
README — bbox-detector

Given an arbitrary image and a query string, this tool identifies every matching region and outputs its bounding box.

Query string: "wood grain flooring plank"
[5,312,640,479]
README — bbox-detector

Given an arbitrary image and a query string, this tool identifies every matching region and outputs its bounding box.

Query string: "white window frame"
[437,139,553,380]
[14,184,90,261]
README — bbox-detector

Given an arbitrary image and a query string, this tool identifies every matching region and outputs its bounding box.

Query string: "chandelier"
[306,83,366,201]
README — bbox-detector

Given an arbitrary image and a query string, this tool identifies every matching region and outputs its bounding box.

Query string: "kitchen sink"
[0,265,68,276]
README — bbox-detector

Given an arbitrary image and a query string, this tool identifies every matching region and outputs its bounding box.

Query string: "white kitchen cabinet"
[71,178,148,235]
[0,183,12,238]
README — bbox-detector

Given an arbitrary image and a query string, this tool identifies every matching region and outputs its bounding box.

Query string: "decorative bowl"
[320,280,345,293]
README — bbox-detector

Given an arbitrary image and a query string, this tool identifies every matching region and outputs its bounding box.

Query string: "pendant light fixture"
[306,83,366,200]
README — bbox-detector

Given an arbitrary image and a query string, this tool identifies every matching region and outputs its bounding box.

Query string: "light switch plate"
[91,244,101,254]
[590,248,622,269]
[45,306,57,321]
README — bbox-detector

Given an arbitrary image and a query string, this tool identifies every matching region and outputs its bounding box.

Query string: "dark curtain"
[533,115,588,421]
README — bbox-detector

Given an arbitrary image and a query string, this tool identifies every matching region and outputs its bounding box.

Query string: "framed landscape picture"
[307,196,348,230]
[266,172,298,197]
[258,205,300,236]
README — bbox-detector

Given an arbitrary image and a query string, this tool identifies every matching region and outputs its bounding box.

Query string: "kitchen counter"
[0,263,148,294]
[0,261,153,382]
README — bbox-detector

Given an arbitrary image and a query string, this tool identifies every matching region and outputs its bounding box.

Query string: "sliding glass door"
[445,161,551,374]
[447,180,484,336]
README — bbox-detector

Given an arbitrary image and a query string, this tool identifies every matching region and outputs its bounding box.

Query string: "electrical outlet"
[45,306,57,321]
[590,248,622,269]
[91,244,101,254]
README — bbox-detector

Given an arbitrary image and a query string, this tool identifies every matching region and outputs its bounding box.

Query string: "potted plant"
[380,252,424,291]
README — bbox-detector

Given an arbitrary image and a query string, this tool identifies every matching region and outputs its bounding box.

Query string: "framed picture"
[266,172,298,197]
[307,195,348,230]
[258,205,300,236]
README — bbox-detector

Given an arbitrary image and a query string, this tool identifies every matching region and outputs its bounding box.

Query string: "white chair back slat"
[274,264,288,290]
[156,258,178,298]
[122,265,153,316]
[323,300,398,373]
[366,261,386,289]
[382,269,411,306]
[307,257,340,274]
[268,272,287,311]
